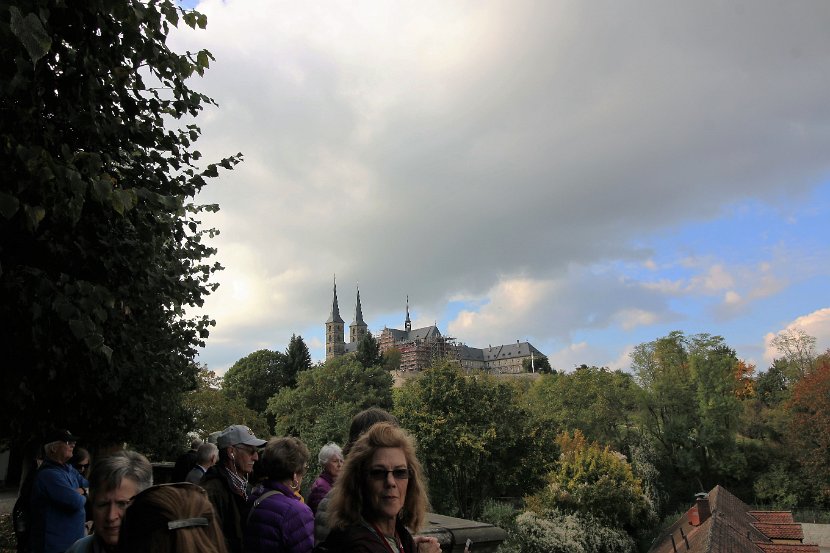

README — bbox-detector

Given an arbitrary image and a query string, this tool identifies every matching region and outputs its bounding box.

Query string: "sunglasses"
[367,468,412,481]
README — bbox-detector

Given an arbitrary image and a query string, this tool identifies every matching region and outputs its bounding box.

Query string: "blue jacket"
[244,481,314,553]
[30,459,88,553]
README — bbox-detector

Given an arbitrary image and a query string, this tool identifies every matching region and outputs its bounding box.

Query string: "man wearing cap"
[201,424,266,553]
[29,429,89,553]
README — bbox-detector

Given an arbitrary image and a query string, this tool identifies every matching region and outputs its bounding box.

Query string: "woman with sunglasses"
[317,423,440,553]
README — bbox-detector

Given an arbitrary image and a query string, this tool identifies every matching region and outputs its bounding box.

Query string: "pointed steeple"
[327,275,344,324]
[405,295,412,332]
[353,285,365,325]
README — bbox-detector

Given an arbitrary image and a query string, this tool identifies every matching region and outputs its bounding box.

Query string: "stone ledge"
[418,512,506,553]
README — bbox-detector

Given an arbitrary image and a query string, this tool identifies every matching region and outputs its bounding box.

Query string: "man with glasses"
[65,450,153,553]
[202,424,266,553]
[29,429,89,553]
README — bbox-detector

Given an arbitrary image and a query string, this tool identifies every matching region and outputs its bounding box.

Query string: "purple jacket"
[244,481,314,553]
[307,472,334,514]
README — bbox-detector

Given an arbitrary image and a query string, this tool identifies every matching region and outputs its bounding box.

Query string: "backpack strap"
[245,489,284,526]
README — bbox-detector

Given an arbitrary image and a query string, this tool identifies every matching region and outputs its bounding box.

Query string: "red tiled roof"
[754,543,820,553]
[646,486,818,553]
[750,512,796,525]
[752,523,805,541]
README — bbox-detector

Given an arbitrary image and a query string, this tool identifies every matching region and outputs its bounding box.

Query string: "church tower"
[326,276,345,360]
[405,295,412,333]
[349,286,368,343]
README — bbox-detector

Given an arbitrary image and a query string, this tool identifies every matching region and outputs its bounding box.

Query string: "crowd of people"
[14,408,442,553]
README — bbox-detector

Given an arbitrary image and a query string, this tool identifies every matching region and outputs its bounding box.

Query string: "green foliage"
[522,354,552,373]
[223,349,288,415]
[382,347,402,372]
[527,431,655,533]
[354,331,383,369]
[632,331,743,508]
[284,334,313,386]
[524,366,639,452]
[266,356,393,461]
[0,0,241,452]
[394,362,543,518]
[509,510,635,553]
[181,367,268,442]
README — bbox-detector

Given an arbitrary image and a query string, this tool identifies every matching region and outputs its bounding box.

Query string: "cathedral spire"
[353,285,365,325]
[327,275,344,324]
[405,295,411,332]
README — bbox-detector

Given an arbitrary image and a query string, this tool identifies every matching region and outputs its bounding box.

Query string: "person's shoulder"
[65,535,94,553]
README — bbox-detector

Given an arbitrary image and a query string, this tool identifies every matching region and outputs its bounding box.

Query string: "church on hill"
[325,279,546,374]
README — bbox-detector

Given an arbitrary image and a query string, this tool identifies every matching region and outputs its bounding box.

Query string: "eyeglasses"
[367,468,411,481]
[233,445,258,456]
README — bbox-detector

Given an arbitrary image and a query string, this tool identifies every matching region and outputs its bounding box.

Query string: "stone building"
[325,281,545,373]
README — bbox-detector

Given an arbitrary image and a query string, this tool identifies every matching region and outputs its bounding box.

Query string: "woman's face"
[324,454,344,479]
[366,447,409,524]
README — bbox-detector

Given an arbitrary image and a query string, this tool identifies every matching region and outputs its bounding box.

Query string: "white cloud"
[762,307,830,365]
[164,1,830,369]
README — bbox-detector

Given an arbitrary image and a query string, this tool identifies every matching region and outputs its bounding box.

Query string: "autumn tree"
[0,1,241,454]
[526,430,655,534]
[771,327,817,381]
[787,351,830,505]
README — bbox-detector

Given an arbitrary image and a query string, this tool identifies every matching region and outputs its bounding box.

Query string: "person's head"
[70,448,91,476]
[260,437,309,488]
[318,443,344,479]
[195,443,218,468]
[216,425,266,475]
[118,483,228,553]
[190,438,203,451]
[43,429,80,464]
[88,450,154,548]
[329,422,429,533]
[343,408,399,458]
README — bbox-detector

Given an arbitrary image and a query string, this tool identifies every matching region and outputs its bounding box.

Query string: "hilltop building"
[325,280,545,373]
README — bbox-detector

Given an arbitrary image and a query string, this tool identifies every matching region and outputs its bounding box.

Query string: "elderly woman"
[66,450,154,553]
[243,437,314,553]
[319,423,440,553]
[307,443,343,514]
[118,482,227,553]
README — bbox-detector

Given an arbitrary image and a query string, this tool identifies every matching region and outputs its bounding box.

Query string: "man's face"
[54,440,75,464]
[231,444,259,475]
[91,479,139,547]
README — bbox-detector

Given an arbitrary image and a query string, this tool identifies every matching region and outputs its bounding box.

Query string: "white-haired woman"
[307,443,343,514]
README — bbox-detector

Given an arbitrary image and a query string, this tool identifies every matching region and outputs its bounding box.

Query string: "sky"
[170,0,830,375]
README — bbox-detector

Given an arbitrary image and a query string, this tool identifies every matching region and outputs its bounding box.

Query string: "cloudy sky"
[172,0,830,374]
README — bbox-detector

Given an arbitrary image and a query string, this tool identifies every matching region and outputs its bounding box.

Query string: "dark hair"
[329,422,429,532]
[119,483,227,553]
[343,408,399,458]
[70,448,90,470]
[259,437,309,481]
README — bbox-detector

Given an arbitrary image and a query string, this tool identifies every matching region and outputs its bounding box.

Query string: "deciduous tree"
[266,356,393,458]
[0,0,241,453]
[394,362,539,518]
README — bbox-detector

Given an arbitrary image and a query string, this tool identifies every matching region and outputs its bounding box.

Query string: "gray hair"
[318,442,342,466]
[88,450,153,498]
[195,442,218,465]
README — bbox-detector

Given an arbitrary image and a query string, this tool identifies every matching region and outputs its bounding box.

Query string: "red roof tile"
[752,523,805,541]
[750,512,796,525]
[754,543,820,553]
